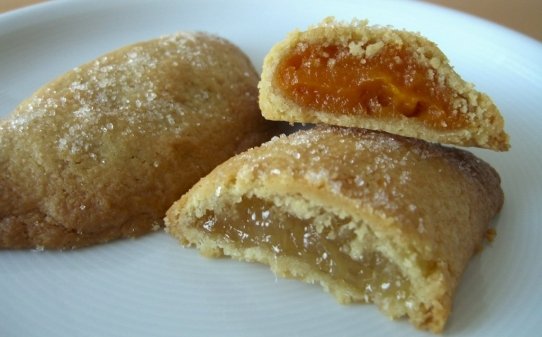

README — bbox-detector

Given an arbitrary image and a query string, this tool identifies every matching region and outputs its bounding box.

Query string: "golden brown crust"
[0,32,278,249]
[165,126,504,332]
[259,17,510,151]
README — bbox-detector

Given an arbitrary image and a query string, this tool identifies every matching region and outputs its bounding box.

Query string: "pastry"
[0,32,277,249]
[259,17,509,151]
[165,126,504,332]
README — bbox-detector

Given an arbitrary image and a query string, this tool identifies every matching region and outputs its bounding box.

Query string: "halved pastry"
[0,32,277,249]
[259,17,509,151]
[165,126,504,332]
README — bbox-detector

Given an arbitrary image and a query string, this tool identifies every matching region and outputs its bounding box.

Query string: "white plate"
[1,1,541,336]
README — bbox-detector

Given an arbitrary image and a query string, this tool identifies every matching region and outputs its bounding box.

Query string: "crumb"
[485,228,497,242]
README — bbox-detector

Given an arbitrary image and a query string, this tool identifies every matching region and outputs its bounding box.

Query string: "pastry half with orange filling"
[165,126,504,332]
[259,17,509,151]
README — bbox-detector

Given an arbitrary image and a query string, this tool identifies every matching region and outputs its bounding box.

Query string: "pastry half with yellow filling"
[165,126,504,332]
[259,17,509,151]
[0,32,277,250]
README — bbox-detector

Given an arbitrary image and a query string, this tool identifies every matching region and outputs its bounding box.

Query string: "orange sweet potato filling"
[274,43,466,129]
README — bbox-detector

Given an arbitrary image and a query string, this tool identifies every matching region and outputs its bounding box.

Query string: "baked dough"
[0,32,278,249]
[259,17,509,151]
[165,126,504,332]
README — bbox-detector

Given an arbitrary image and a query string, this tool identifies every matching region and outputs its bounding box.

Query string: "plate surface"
[1,1,541,336]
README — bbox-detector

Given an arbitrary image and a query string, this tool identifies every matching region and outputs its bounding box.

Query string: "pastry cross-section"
[259,17,509,151]
[0,32,277,249]
[165,127,504,332]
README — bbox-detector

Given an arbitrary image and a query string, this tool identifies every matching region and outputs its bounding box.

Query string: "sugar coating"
[4,33,255,160]
[249,127,495,232]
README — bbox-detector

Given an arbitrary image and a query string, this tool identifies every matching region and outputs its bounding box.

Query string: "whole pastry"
[0,32,276,249]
